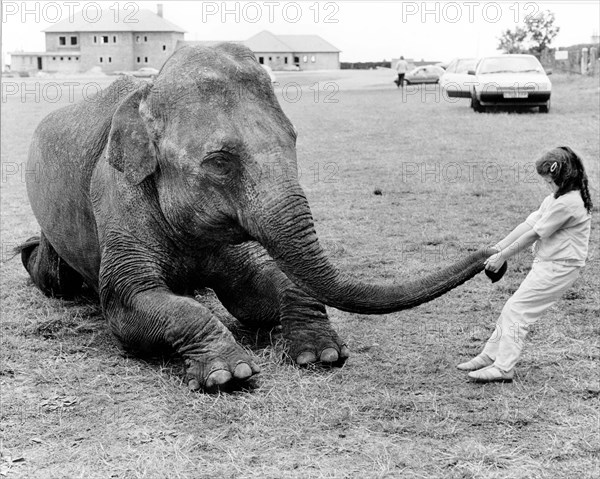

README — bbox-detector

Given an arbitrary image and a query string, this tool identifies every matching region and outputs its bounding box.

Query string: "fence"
[541,45,599,76]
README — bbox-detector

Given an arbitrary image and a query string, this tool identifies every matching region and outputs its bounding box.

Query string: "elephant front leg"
[209,243,349,366]
[280,287,350,366]
[102,288,260,391]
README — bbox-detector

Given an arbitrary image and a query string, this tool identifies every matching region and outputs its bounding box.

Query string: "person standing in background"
[395,56,409,88]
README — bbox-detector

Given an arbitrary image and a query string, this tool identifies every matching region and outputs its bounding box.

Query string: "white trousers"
[482,261,581,372]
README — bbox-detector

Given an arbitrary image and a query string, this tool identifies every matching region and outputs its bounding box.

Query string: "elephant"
[20,43,492,391]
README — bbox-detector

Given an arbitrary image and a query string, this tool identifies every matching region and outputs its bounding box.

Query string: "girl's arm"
[485,226,540,272]
[492,222,534,251]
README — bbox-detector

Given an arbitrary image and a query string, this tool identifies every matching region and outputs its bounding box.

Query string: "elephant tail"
[5,236,41,264]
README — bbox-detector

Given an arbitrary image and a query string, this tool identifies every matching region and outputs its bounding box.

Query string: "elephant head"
[107,43,489,315]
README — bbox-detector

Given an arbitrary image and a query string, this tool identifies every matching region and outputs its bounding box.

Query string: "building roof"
[244,31,340,53]
[177,31,341,55]
[276,34,340,53]
[244,31,295,53]
[43,8,185,33]
[175,40,242,50]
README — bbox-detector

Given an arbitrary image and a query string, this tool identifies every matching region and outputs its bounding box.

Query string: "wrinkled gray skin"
[21,44,490,391]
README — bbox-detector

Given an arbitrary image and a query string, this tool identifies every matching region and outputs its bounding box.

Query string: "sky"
[2,1,599,65]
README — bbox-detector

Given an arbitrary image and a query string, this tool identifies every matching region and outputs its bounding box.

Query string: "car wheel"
[470,94,484,112]
[539,100,550,113]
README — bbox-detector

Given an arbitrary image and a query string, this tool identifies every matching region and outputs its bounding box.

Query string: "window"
[70,36,78,45]
[162,45,166,51]
[102,36,109,44]
[93,35,97,44]
[284,57,288,64]
[268,56,272,61]
[137,57,141,63]
[52,56,56,60]
[113,36,117,43]
[108,57,112,63]
[75,57,79,61]
[258,56,264,64]
[144,36,148,42]
[302,55,308,63]
[136,35,141,43]
[68,57,71,61]
[311,55,316,63]
[99,57,103,63]
[60,57,64,61]
[144,57,148,63]
[294,56,300,64]
[456,59,477,74]
[59,36,66,46]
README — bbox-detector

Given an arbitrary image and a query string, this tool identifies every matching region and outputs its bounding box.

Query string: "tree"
[498,26,528,54]
[497,10,560,56]
[525,10,560,56]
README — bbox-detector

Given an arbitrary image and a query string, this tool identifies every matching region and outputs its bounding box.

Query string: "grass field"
[1,69,599,478]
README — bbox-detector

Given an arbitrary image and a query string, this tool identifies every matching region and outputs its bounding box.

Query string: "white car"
[131,67,159,78]
[261,64,277,83]
[467,54,552,113]
[404,65,445,85]
[439,57,478,98]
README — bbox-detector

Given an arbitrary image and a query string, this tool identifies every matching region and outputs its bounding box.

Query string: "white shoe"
[456,353,493,371]
[468,365,514,383]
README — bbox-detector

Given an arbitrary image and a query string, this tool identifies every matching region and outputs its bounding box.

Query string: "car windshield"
[478,56,544,74]
[456,59,477,73]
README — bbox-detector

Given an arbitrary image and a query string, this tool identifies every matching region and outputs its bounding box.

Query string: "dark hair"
[535,146,594,213]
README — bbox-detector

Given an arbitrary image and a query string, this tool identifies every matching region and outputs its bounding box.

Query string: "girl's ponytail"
[535,146,594,214]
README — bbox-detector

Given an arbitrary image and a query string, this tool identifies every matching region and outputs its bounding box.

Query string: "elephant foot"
[280,289,350,367]
[19,233,84,299]
[284,322,350,367]
[296,345,350,366]
[184,346,260,392]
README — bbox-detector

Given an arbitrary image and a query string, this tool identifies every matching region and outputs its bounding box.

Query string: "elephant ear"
[107,82,157,185]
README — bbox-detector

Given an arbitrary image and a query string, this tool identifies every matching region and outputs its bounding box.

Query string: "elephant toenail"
[205,369,232,388]
[340,345,350,358]
[296,351,317,365]
[250,362,261,374]
[320,348,339,363]
[234,363,253,379]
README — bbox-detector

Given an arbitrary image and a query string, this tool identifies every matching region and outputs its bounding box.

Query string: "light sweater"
[525,191,591,266]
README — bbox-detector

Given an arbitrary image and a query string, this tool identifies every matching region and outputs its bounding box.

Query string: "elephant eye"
[202,152,235,176]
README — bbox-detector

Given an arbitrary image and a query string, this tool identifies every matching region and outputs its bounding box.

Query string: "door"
[440,58,478,97]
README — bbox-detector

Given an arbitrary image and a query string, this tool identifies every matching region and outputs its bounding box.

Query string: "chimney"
[157,4,163,17]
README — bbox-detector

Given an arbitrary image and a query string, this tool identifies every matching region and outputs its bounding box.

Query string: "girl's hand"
[484,252,505,273]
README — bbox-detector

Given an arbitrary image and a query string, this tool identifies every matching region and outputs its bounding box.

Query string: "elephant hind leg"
[19,233,84,299]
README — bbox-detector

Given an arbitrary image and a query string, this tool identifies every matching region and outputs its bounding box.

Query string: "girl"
[458,146,593,382]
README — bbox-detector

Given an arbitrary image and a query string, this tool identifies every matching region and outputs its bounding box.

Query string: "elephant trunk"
[253,183,490,315]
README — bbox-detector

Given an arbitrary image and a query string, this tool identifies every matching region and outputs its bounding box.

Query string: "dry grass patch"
[1,71,599,478]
